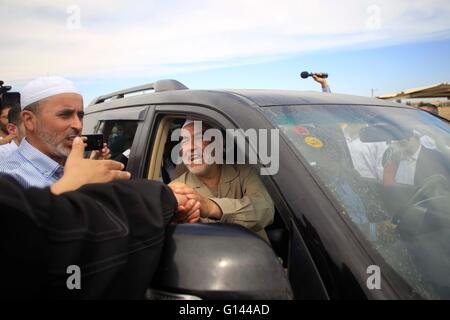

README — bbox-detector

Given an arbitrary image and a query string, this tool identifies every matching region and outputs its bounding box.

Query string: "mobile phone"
[82,134,104,151]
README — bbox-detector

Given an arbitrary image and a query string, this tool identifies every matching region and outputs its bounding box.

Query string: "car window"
[146,114,285,251]
[100,120,139,160]
[263,105,450,299]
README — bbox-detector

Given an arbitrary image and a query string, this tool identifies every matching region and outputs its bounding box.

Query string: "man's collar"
[18,138,63,178]
[185,170,203,188]
[220,164,239,183]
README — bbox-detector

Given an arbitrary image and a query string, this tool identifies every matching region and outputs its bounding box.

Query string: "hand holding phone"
[82,134,104,151]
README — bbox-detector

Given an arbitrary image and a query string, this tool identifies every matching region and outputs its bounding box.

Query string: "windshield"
[263,104,450,299]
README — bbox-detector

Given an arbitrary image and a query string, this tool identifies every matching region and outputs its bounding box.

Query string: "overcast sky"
[2,0,450,103]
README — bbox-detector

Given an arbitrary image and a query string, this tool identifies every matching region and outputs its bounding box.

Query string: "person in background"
[418,102,439,116]
[0,103,12,144]
[312,72,331,93]
[0,106,25,160]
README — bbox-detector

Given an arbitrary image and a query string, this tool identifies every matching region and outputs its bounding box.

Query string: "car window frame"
[137,103,331,299]
[83,105,150,174]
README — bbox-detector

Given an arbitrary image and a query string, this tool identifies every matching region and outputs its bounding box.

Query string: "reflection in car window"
[264,105,450,299]
[101,120,139,159]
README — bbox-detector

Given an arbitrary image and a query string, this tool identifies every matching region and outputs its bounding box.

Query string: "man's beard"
[183,148,216,176]
[35,126,80,159]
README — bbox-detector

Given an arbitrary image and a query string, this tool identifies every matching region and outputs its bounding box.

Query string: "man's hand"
[312,73,328,88]
[89,143,111,160]
[169,181,223,220]
[51,137,130,195]
[169,182,201,223]
[174,198,201,223]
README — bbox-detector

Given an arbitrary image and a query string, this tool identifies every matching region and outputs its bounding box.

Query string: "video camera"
[0,80,20,108]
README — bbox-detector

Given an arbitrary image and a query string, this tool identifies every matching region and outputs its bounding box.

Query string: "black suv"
[84,79,450,300]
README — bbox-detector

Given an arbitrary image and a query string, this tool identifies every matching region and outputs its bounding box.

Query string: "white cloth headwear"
[20,76,80,110]
[182,119,195,128]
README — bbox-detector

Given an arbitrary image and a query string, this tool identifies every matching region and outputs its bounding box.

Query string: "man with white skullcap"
[0,76,111,188]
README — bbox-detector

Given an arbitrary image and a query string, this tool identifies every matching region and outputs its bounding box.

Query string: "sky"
[1,0,450,105]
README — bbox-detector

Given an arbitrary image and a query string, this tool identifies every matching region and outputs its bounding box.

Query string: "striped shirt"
[0,141,18,161]
[0,138,64,188]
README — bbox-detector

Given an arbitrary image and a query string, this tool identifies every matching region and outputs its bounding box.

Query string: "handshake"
[49,136,221,224]
[169,181,223,224]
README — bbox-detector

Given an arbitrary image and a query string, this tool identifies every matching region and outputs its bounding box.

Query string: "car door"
[83,105,151,175]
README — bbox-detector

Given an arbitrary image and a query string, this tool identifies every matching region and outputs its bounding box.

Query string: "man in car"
[298,127,391,241]
[0,76,111,188]
[169,120,275,241]
[382,132,449,187]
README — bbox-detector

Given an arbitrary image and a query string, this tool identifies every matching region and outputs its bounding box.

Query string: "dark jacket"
[415,147,450,186]
[0,177,177,299]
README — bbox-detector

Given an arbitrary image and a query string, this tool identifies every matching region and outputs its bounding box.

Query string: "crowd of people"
[0,74,446,299]
[0,76,274,299]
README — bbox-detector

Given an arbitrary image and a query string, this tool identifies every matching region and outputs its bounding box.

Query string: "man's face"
[180,123,215,176]
[392,136,420,158]
[0,107,11,133]
[26,93,84,159]
[6,121,26,144]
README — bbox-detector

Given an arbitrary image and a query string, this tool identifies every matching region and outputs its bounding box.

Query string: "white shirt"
[343,127,388,181]
[395,144,421,185]
[420,135,437,150]
[0,141,18,161]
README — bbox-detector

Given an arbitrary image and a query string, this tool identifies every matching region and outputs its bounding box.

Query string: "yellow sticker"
[304,136,324,148]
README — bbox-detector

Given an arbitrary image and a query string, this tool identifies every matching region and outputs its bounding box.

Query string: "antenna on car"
[90,79,188,105]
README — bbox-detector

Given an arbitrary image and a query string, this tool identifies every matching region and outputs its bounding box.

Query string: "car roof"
[221,89,407,107]
[86,80,411,115]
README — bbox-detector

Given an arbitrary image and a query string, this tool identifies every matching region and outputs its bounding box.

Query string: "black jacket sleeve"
[0,177,177,299]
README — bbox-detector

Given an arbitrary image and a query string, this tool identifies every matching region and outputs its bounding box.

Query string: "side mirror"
[149,224,293,300]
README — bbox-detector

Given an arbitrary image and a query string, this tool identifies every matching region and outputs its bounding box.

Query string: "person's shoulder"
[420,146,446,160]
[230,164,259,180]
[0,151,23,171]
[233,164,253,174]
[0,142,17,156]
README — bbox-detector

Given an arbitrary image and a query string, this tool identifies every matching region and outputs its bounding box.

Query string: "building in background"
[378,83,450,119]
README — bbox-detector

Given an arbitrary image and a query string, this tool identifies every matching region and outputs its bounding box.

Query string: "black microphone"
[301,71,328,79]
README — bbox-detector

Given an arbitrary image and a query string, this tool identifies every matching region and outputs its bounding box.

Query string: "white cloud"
[1,0,450,82]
